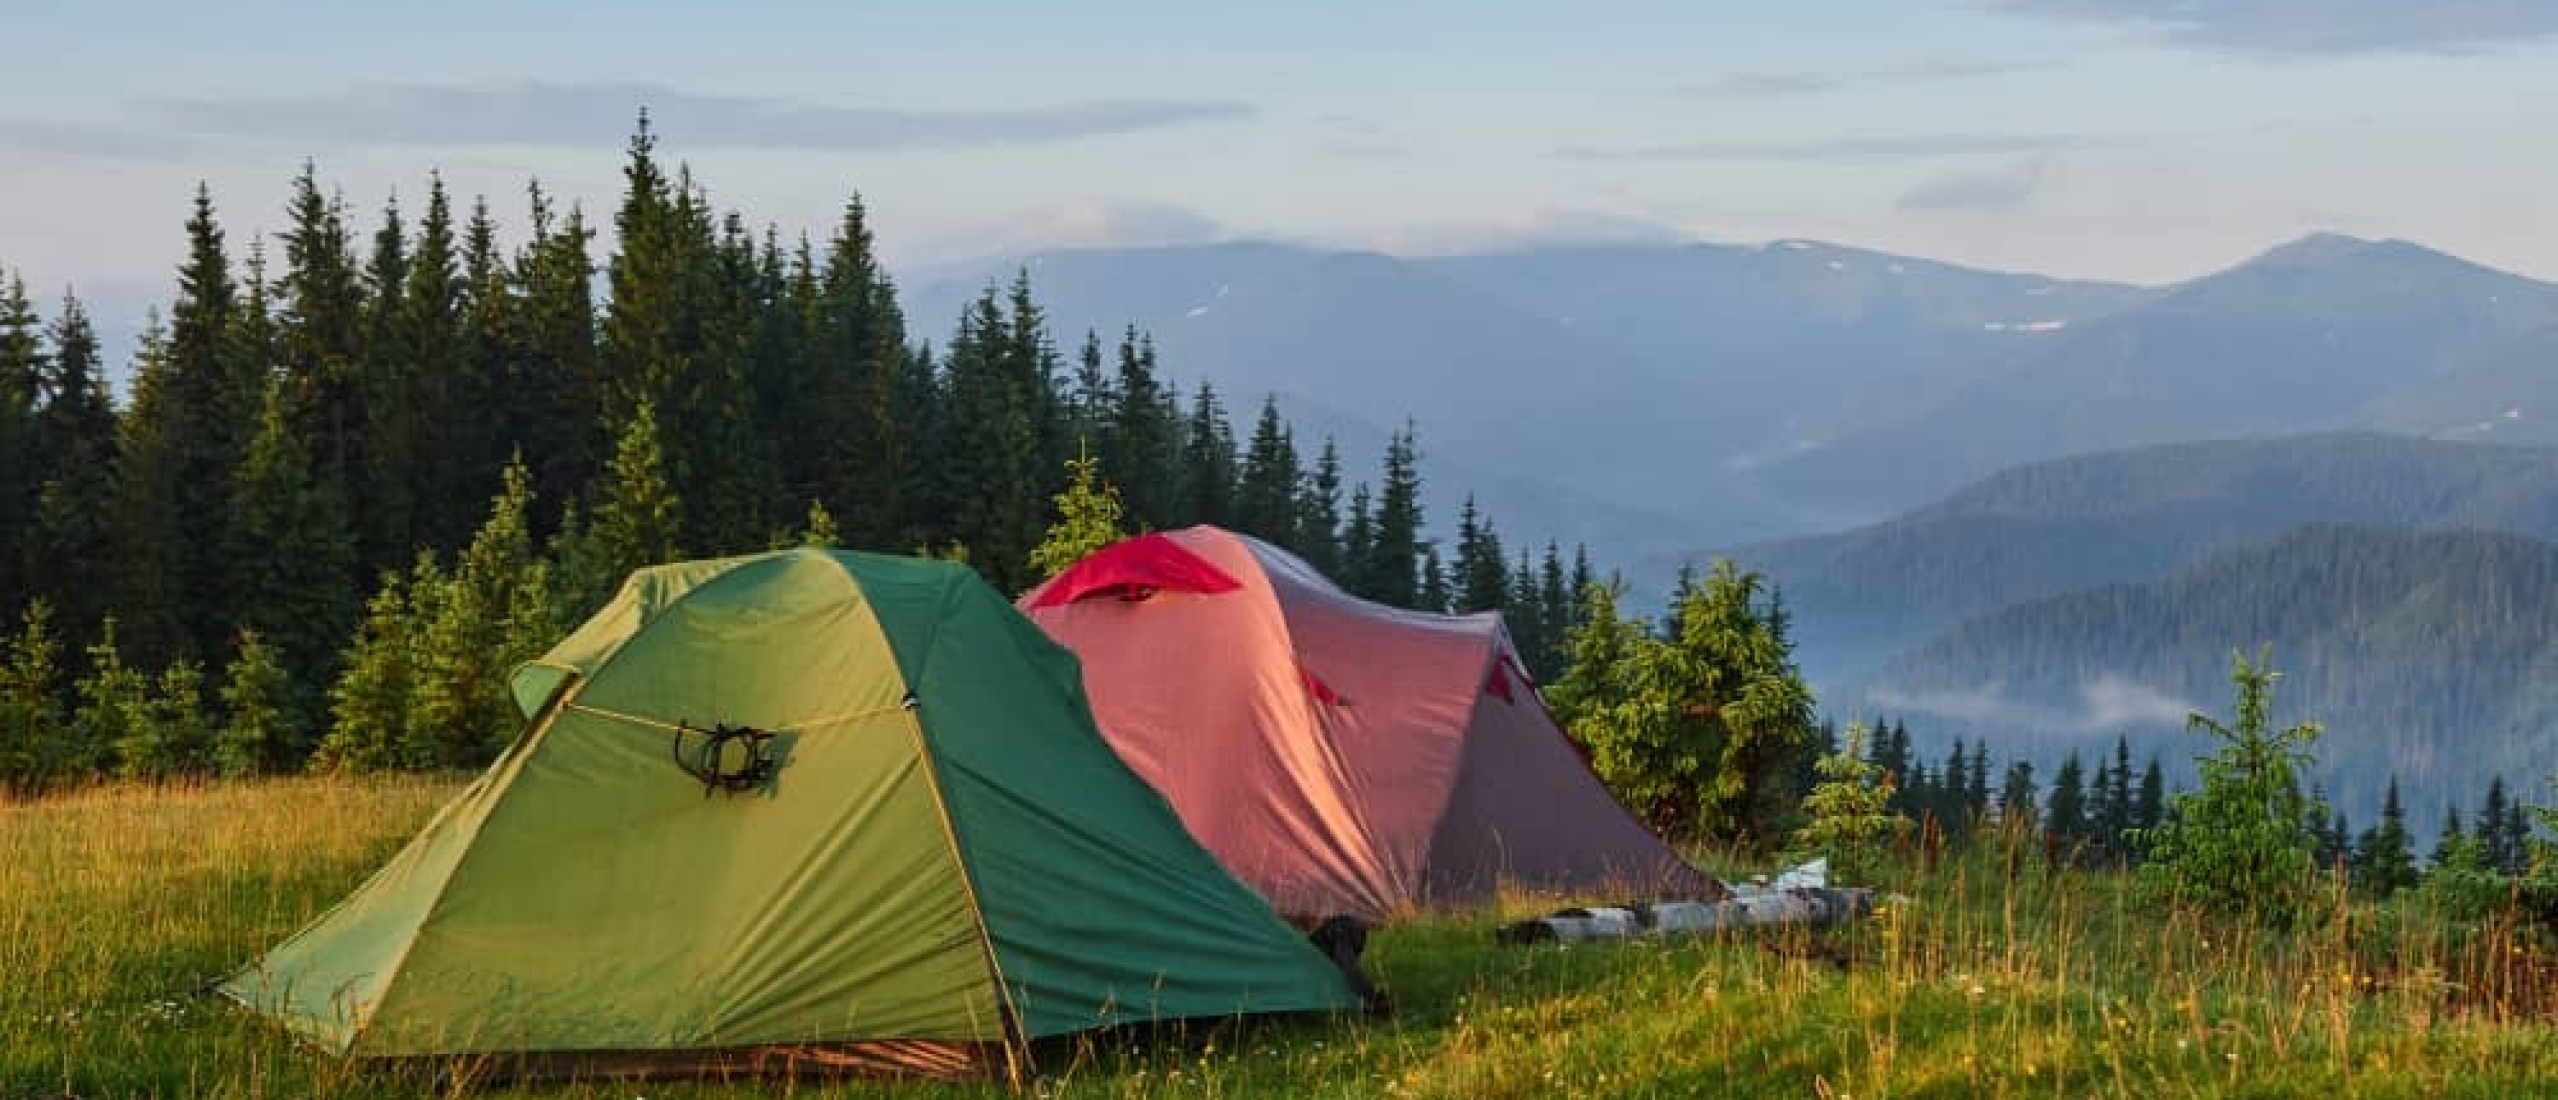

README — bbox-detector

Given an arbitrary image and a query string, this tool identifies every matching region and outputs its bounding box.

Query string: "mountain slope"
[1736,432,2558,681]
[1762,235,2558,516]
[1842,524,2558,826]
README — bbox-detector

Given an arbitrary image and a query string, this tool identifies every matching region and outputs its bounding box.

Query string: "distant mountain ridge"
[902,232,2558,581]
[1735,432,2558,679]
[1839,523,2558,828]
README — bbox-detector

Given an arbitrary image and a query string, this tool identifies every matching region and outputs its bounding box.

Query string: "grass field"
[6,779,2554,1099]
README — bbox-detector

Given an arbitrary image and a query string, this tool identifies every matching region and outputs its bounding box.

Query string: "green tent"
[220,547,1357,1082]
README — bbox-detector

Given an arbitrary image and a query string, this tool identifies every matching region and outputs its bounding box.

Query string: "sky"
[4,0,2556,313]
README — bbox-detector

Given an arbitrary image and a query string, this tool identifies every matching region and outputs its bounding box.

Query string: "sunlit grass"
[4,780,2552,1098]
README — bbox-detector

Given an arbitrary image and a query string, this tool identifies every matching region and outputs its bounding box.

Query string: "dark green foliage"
[1548,560,1818,843]
[28,293,121,642]
[2047,752,2089,855]
[1292,435,1345,573]
[2353,775,2418,898]
[1178,381,1237,530]
[110,314,190,666]
[511,184,602,520]
[223,380,356,725]
[356,191,417,573]
[1364,424,1424,608]
[1416,546,1451,613]
[941,286,1053,595]
[1452,496,1506,613]
[1103,329,1177,531]
[0,602,67,793]
[213,630,297,778]
[275,162,368,529]
[0,273,39,615]
[1234,395,1299,546]
[2135,647,2328,922]
[1998,759,2038,830]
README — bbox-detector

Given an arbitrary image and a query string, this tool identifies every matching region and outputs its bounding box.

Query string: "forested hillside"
[0,121,1587,792]
[1740,432,2558,679]
[1851,524,2558,824]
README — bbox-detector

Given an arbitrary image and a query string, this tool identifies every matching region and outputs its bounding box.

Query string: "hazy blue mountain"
[1835,524,2558,829]
[1733,432,2558,682]
[1761,234,2558,517]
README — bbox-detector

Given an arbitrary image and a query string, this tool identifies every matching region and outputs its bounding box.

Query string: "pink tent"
[1019,526,1718,926]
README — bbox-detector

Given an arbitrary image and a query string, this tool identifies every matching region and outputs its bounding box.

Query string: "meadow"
[6,779,2553,1099]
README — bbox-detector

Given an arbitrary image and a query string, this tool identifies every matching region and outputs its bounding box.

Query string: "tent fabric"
[1017,526,1718,926]
[220,547,1354,1080]
[1026,531,1243,607]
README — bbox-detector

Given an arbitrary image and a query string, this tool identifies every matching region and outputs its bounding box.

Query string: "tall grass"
[3,781,2551,1098]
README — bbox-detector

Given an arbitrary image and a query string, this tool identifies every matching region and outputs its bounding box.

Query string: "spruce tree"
[1452,495,1506,613]
[275,161,368,525]
[1534,543,1572,680]
[213,629,296,777]
[593,399,682,587]
[0,601,65,793]
[1341,483,1375,594]
[355,191,416,571]
[2482,777,2519,874]
[1235,395,1301,545]
[223,378,357,735]
[0,272,39,612]
[600,114,682,431]
[2431,804,2468,870]
[111,312,190,664]
[311,573,414,774]
[30,293,120,641]
[1416,546,1452,613]
[808,196,917,549]
[2354,775,2418,898]
[1292,435,1345,573]
[941,289,1046,594]
[449,191,516,542]
[1365,424,1424,608]
[408,457,554,766]
[2134,648,2327,919]
[512,183,602,519]
[1177,381,1237,528]
[2047,752,2089,855]
[1103,328,1176,530]
[1998,759,2038,830]
[159,185,257,661]
[1028,451,1127,582]
[1505,547,1544,671]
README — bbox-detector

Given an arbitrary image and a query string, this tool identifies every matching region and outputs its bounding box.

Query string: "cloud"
[1996,0,2558,55]
[125,80,1254,151]
[1897,157,2048,213]
[1560,132,2094,163]
[0,117,201,161]
[902,201,1230,266]
[1866,673,2200,735]
[1677,72,1843,99]
[1675,58,2039,99]
[1363,208,1691,255]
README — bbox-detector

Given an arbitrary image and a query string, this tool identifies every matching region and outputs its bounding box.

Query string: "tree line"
[0,118,1599,792]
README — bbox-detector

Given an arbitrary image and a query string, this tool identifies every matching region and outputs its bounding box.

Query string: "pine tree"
[1505,547,1544,671]
[1451,496,1507,613]
[2047,752,2089,855]
[1234,396,1301,545]
[407,457,554,766]
[29,293,120,641]
[355,190,417,571]
[1794,720,1914,884]
[224,378,357,734]
[110,313,190,665]
[0,272,39,613]
[1966,738,1993,826]
[0,601,66,793]
[512,183,602,520]
[600,114,682,432]
[1533,543,1572,681]
[1029,451,1127,582]
[2431,804,2468,870]
[158,184,259,661]
[1340,483,1375,594]
[1177,381,1237,528]
[1998,759,2038,830]
[1365,423,1424,608]
[2134,648,2327,920]
[213,629,296,778]
[389,174,468,553]
[449,191,516,543]
[2354,775,2418,898]
[807,196,918,550]
[941,288,1047,595]
[2482,777,2519,875]
[1292,435,1345,573]
[592,399,682,587]
[1416,546,1452,613]
[1100,329,1176,531]
[275,162,368,526]
[311,573,414,774]
[2134,757,2166,853]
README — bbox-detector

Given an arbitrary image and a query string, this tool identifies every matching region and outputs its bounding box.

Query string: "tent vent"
[671,721,778,796]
